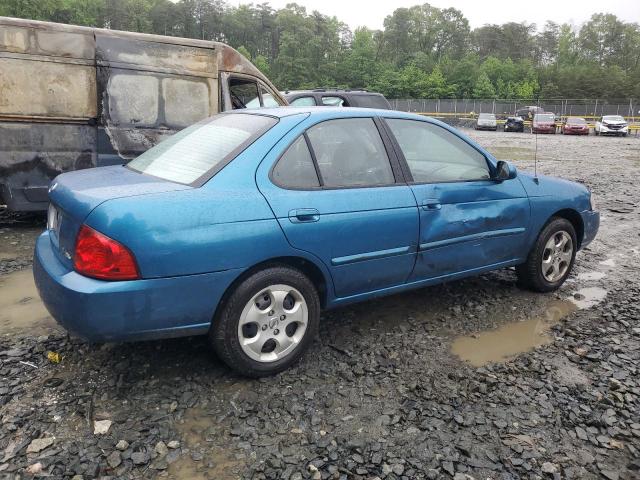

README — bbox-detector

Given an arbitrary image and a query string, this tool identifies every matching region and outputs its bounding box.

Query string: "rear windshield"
[535,114,555,122]
[567,117,586,124]
[352,95,391,109]
[128,113,277,185]
[479,113,496,119]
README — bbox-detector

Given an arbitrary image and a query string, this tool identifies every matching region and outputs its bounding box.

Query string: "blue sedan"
[34,108,599,376]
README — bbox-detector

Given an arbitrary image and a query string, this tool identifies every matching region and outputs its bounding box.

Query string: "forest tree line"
[2,0,639,99]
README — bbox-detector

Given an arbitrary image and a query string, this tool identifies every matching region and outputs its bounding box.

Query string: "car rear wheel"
[211,266,320,377]
[516,217,577,292]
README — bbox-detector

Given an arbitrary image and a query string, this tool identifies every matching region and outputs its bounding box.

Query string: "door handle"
[289,208,320,223]
[421,199,441,211]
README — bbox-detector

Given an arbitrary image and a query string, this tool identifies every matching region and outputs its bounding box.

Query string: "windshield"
[128,114,277,185]
[535,114,554,122]
[567,117,586,124]
[603,116,624,122]
[479,113,495,119]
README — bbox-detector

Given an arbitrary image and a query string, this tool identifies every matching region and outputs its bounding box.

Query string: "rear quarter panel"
[85,113,316,279]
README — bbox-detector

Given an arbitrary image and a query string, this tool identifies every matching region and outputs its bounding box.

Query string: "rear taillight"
[74,225,139,281]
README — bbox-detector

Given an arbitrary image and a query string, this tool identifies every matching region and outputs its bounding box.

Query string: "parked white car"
[595,115,628,137]
[475,113,498,131]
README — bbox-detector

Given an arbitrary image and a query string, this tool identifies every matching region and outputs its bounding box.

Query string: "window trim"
[380,117,496,185]
[127,112,279,188]
[268,116,406,191]
[257,82,284,108]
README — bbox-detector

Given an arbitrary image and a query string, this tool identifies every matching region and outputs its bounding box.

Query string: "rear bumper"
[33,231,241,342]
[580,210,599,249]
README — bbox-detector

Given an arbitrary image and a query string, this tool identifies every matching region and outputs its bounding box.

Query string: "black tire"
[210,265,320,377]
[516,217,577,292]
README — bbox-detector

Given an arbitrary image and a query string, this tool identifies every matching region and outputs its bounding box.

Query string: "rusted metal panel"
[0,57,97,118]
[0,122,97,209]
[98,66,218,159]
[163,77,217,128]
[0,19,94,59]
[0,26,29,53]
[217,44,285,105]
[0,16,283,211]
[95,35,217,77]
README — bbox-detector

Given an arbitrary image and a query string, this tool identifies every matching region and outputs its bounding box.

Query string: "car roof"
[230,106,423,120]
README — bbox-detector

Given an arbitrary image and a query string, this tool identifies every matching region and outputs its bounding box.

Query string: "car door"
[383,117,530,281]
[257,116,419,298]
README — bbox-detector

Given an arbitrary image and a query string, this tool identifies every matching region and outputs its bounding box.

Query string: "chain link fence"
[389,99,638,120]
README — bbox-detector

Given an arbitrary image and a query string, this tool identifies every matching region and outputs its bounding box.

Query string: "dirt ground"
[0,130,638,479]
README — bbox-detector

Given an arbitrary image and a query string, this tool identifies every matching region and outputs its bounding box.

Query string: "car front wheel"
[211,266,320,377]
[516,217,577,292]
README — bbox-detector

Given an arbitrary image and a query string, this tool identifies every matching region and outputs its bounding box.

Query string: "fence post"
[454,99,457,116]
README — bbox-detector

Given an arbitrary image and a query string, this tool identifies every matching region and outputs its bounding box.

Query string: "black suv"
[282,89,391,109]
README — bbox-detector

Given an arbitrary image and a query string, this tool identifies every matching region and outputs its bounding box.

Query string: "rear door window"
[306,118,394,187]
[321,96,347,107]
[272,136,320,188]
[351,95,391,109]
[290,96,317,106]
[128,113,277,185]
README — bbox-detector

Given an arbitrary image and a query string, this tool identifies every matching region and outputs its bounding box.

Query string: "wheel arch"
[211,255,331,328]
[550,208,584,249]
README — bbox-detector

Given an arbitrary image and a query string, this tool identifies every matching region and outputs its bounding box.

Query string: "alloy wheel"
[541,231,573,282]
[237,284,308,362]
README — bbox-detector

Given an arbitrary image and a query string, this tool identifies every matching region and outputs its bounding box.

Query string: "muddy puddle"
[576,271,606,281]
[0,268,57,335]
[568,286,608,309]
[451,300,576,367]
[168,407,244,479]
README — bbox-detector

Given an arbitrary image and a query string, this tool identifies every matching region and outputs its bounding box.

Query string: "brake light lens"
[74,225,139,280]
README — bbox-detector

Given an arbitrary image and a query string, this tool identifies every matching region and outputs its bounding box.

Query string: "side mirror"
[495,160,517,181]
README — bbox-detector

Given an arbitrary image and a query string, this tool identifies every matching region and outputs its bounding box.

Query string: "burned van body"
[0,17,286,211]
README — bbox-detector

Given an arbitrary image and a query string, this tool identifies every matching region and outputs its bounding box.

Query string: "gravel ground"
[0,131,638,479]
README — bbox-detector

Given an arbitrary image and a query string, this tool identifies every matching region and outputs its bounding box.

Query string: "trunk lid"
[47,165,190,269]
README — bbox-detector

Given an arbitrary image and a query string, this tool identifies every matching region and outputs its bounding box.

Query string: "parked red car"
[561,117,589,135]
[532,113,557,134]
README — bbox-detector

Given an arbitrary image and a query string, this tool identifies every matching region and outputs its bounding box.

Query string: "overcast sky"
[228,0,640,30]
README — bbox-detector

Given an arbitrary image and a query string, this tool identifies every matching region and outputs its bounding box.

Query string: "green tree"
[472,72,496,98]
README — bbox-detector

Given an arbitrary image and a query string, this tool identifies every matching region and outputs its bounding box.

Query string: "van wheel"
[516,217,577,292]
[211,266,320,377]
